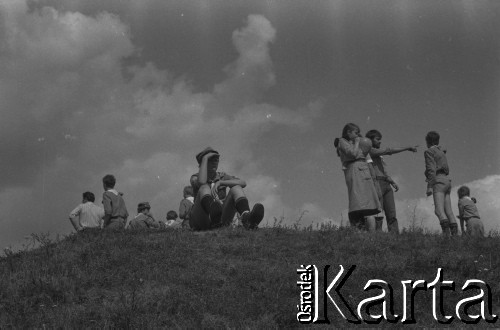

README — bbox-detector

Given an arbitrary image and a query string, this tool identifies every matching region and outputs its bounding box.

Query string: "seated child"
[189,147,264,231]
[126,202,166,229]
[178,186,194,228]
[457,186,484,237]
[165,210,182,227]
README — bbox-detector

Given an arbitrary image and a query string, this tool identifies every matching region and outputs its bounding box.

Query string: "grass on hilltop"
[1,220,500,328]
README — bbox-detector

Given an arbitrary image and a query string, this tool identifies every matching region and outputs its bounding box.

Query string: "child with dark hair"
[457,186,484,237]
[334,123,381,231]
[423,131,458,236]
[179,186,194,228]
[69,191,104,231]
[126,202,166,229]
[165,210,180,227]
[102,174,129,229]
[189,147,264,231]
[365,129,418,233]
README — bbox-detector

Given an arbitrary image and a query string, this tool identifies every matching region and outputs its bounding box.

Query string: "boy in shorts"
[189,147,264,231]
[424,131,458,236]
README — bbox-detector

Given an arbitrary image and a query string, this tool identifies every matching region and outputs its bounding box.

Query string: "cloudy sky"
[1,0,499,249]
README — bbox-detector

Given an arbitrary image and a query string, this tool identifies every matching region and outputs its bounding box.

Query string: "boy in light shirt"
[69,191,104,231]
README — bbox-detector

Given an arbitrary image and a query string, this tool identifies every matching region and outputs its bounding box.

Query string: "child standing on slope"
[69,191,104,231]
[334,123,382,231]
[423,131,458,236]
[366,129,418,233]
[457,186,484,237]
[102,174,129,229]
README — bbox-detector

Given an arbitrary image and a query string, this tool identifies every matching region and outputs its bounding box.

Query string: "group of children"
[334,123,484,237]
[69,147,265,232]
[69,133,484,237]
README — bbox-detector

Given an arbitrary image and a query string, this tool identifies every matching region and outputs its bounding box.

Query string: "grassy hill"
[1,225,500,328]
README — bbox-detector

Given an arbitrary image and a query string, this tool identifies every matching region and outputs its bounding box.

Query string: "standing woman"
[334,123,382,230]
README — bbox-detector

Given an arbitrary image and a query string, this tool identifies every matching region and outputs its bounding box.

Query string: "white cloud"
[395,175,500,233]
[332,175,500,234]
[0,4,323,248]
[214,14,276,105]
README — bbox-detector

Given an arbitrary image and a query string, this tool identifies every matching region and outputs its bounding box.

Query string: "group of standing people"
[334,123,484,237]
[69,147,265,233]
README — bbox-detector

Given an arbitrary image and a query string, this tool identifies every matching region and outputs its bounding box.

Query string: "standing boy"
[102,174,129,229]
[423,131,458,236]
[69,191,104,231]
[366,129,418,233]
[189,147,264,231]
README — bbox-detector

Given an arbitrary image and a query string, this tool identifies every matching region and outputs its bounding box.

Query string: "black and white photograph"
[0,0,499,327]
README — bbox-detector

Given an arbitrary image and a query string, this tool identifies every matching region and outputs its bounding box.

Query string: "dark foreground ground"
[1,225,500,328]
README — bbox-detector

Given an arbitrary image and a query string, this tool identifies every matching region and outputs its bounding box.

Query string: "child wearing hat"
[189,147,264,231]
[126,202,166,229]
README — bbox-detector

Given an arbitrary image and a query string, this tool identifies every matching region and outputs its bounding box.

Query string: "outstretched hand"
[408,146,418,152]
[390,182,399,192]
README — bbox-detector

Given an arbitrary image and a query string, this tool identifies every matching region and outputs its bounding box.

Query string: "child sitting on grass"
[179,186,194,228]
[165,210,182,228]
[457,186,484,237]
[189,147,264,231]
[126,202,166,229]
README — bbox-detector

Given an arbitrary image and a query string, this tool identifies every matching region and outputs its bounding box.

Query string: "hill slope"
[1,227,500,327]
